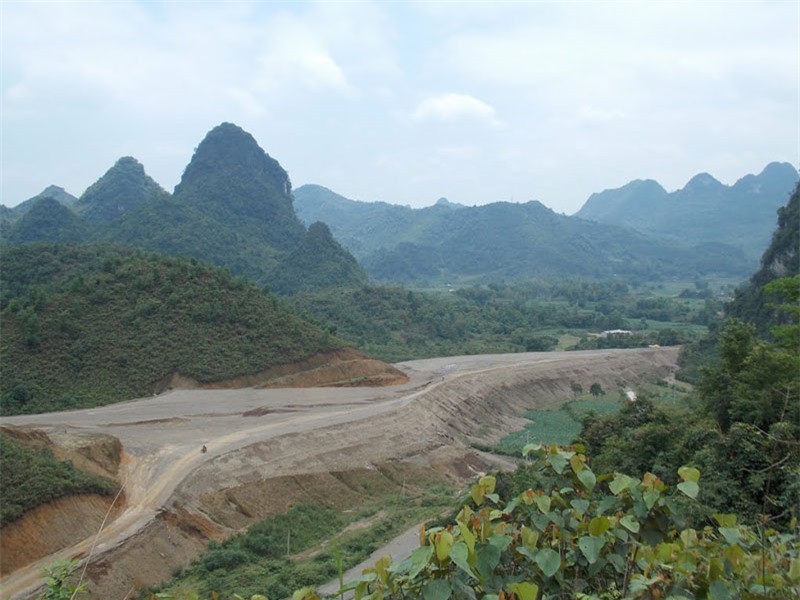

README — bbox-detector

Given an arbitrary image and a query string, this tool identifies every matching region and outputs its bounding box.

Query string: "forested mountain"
[1,124,361,291]
[294,185,749,283]
[727,181,800,333]
[0,244,346,415]
[2,198,91,245]
[269,221,368,295]
[582,184,799,529]
[74,156,169,224]
[575,162,798,260]
[1,185,78,226]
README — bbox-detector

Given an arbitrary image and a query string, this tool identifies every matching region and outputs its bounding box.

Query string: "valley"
[0,346,679,599]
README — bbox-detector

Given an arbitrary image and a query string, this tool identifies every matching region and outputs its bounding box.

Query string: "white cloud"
[412,93,499,125]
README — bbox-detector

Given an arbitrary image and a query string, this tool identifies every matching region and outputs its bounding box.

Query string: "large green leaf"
[609,473,634,495]
[677,480,699,499]
[422,579,452,600]
[475,543,501,581]
[578,536,605,564]
[507,582,539,600]
[535,548,561,577]
[449,542,473,578]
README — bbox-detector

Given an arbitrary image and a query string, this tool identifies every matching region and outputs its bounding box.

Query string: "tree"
[589,382,604,397]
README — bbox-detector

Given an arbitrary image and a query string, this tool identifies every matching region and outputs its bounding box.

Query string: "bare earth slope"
[0,347,678,599]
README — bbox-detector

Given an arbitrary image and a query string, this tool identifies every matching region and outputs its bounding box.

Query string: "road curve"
[0,348,679,599]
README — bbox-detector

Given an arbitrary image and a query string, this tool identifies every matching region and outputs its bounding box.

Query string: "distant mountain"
[3,197,91,245]
[575,162,798,260]
[294,186,750,283]
[293,185,472,260]
[174,122,305,251]
[75,157,169,224]
[99,123,310,283]
[1,186,78,226]
[269,221,369,295]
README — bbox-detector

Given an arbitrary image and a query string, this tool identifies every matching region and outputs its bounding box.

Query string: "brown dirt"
[0,347,680,599]
[156,349,409,392]
[0,494,125,576]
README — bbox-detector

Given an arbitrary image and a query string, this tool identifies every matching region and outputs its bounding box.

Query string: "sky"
[1,1,798,214]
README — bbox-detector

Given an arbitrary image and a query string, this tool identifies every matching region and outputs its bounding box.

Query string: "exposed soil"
[0,347,679,599]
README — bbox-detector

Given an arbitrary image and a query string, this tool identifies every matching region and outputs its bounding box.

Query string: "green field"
[494,385,691,456]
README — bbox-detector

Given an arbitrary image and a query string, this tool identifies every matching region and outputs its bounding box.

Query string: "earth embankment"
[0,347,679,599]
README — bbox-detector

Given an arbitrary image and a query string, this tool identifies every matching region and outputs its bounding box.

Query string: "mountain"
[173,122,305,251]
[0,244,349,415]
[293,185,460,260]
[74,156,169,224]
[99,123,310,283]
[727,181,800,332]
[269,221,369,295]
[575,162,798,260]
[2,197,91,245]
[293,186,750,284]
[1,186,78,227]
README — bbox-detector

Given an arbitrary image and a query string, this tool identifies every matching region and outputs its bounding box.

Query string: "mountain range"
[574,162,798,261]
[1,123,366,293]
[3,122,794,288]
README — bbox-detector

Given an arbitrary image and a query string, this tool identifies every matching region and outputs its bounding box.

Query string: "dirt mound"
[0,494,125,576]
[154,349,409,392]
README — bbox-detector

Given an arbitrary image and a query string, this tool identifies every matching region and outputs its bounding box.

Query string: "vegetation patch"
[0,244,345,415]
[152,484,456,599]
[0,432,118,525]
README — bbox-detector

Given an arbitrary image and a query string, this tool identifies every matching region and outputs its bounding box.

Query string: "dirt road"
[0,347,679,599]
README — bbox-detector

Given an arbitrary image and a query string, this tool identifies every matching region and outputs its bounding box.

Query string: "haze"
[1,1,797,213]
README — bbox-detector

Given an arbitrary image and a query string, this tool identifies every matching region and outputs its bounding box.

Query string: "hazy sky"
[2,1,797,213]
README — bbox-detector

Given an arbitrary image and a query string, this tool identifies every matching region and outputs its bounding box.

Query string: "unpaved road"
[0,348,679,599]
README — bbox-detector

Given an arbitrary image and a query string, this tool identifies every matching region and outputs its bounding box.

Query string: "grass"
[494,384,692,457]
[152,482,457,599]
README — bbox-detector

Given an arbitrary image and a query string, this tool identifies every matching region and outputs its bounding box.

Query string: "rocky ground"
[0,347,679,599]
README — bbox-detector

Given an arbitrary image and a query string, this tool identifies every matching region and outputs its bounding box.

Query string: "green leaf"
[535,548,561,577]
[507,582,539,600]
[588,516,610,537]
[643,489,660,509]
[713,514,738,528]
[619,515,640,533]
[408,545,433,579]
[708,580,733,600]
[475,543,501,581]
[609,473,633,495]
[548,453,568,474]
[718,527,741,546]
[577,468,596,492]
[578,535,605,564]
[789,557,800,582]
[534,494,551,514]
[571,498,590,516]
[422,579,452,600]
[458,520,476,555]
[677,480,699,499]
[450,542,473,577]
[435,530,454,562]
[678,465,701,483]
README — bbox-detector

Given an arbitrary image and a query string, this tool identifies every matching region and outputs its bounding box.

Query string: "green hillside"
[269,221,369,295]
[293,185,750,284]
[75,156,169,224]
[576,162,798,261]
[2,198,91,245]
[0,244,346,415]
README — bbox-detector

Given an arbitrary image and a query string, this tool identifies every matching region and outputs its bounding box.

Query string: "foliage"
[0,244,345,414]
[269,222,369,295]
[346,445,799,600]
[75,156,170,224]
[40,559,87,599]
[580,276,800,527]
[290,280,708,362]
[0,433,119,525]
[293,184,752,285]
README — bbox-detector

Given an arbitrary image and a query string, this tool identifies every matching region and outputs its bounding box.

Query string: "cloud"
[412,93,499,125]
